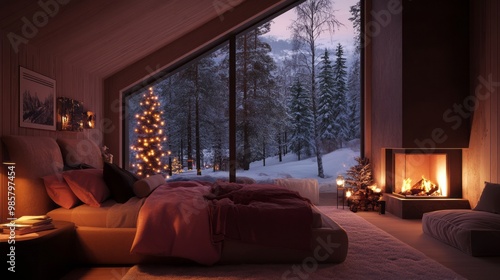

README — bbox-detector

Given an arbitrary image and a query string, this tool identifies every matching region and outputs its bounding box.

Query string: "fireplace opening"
[395,153,447,197]
[385,149,463,199]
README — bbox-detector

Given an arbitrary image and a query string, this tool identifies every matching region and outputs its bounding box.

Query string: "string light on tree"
[130,87,169,177]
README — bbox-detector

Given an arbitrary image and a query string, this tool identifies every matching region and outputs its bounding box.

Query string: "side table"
[1,220,75,279]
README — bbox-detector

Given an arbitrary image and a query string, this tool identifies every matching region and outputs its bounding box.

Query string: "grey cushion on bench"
[422,209,500,256]
[422,182,500,257]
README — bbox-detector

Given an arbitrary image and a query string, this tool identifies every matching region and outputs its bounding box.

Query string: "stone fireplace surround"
[383,148,470,219]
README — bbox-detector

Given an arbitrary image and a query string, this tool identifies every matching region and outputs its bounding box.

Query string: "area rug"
[122,206,465,280]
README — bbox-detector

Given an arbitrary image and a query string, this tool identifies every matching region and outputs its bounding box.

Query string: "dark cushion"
[474,181,500,214]
[56,138,103,169]
[103,162,138,203]
[63,162,95,171]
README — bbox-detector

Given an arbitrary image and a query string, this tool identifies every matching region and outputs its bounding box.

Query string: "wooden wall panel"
[463,0,499,208]
[366,0,403,187]
[0,33,103,222]
[491,0,499,184]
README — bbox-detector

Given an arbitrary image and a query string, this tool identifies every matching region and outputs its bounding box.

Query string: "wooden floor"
[63,192,500,279]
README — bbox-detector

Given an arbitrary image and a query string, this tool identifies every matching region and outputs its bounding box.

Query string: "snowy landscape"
[169,144,360,193]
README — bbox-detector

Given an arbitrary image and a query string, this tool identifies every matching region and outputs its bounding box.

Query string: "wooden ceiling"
[1,0,299,78]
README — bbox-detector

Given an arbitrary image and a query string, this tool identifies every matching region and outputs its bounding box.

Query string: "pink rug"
[122,206,465,279]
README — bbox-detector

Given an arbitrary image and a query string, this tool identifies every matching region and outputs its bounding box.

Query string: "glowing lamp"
[336,175,345,188]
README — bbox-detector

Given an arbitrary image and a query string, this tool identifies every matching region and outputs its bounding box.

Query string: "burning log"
[426,185,439,196]
[400,176,439,196]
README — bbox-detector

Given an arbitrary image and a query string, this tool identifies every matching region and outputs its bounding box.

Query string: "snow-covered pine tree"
[332,43,349,149]
[346,57,361,141]
[130,87,169,178]
[318,48,337,152]
[345,157,373,190]
[345,0,361,142]
[288,77,312,160]
[234,23,279,170]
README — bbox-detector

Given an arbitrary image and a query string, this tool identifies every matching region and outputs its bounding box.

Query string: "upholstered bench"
[274,178,319,205]
[422,182,500,256]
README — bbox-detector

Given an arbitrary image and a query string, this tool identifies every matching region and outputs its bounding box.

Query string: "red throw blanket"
[207,182,313,251]
[131,180,313,265]
[131,181,222,265]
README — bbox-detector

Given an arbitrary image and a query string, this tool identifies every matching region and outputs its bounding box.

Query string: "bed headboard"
[2,135,103,217]
[2,136,63,217]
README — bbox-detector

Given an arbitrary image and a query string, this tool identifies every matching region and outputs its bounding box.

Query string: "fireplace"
[385,149,463,198]
[384,149,470,218]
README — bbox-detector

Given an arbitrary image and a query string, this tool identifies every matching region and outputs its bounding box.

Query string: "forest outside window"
[124,0,361,190]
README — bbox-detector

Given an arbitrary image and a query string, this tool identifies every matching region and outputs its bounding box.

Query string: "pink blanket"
[131,180,313,265]
[207,182,313,251]
[131,181,221,265]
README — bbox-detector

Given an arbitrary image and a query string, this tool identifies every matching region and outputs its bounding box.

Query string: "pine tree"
[234,23,279,170]
[130,87,170,178]
[317,49,336,151]
[332,43,349,148]
[346,57,361,141]
[288,77,313,160]
[345,157,373,190]
[290,0,342,178]
[346,1,362,142]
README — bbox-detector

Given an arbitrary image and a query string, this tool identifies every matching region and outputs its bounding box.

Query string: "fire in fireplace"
[401,176,441,197]
[385,149,463,199]
[395,152,447,197]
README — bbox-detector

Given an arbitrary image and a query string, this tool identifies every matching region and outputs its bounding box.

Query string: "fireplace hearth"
[383,148,470,218]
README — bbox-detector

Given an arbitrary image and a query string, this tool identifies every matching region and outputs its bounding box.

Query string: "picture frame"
[57,97,84,132]
[19,67,56,131]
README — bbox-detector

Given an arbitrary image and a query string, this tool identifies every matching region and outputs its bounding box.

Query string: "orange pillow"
[43,173,82,209]
[63,169,110,207]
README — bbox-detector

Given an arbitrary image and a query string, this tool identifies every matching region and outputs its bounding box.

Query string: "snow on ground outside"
[171,147,360,193]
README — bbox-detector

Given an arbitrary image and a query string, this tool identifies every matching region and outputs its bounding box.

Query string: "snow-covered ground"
[170,147,360,193]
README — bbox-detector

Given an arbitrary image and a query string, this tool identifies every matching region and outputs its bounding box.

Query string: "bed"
[1,135,348,265]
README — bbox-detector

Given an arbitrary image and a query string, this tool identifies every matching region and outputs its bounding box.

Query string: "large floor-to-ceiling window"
[124,0,361,190]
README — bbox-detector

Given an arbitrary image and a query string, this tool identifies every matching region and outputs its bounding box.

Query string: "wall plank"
[0,33,104,222]
[464,0,499,208]
[491,0,499,183]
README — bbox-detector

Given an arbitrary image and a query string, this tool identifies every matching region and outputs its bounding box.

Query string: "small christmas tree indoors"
[345,157,373,190]
[130,87,169,177]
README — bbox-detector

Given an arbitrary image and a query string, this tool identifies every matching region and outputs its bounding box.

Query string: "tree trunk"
[262,139,266,166]
[194,64,202,175]
[310,40,324,178]
[241,33,251,170]
[187,102,193,170]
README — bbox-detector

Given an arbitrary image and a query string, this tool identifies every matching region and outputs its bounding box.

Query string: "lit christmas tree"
[130,87,169,178]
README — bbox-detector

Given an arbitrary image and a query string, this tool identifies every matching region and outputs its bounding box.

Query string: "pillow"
[63,169,110,207]
[56,138,103,169]
[133,174,166,198]
[42,173,82,209]
[63,163,95,171]
[274,178,319,205]
[215,176,257,184]
[474,181,500,214]
[103,162,137,203]
[167,175,217,183]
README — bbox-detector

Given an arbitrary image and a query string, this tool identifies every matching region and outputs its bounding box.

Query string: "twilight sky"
[266,0,358,57]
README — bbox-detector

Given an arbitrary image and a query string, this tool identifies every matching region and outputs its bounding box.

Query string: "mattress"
[48,196,323,229]
[422,209,500,256]
[47,197,145,228]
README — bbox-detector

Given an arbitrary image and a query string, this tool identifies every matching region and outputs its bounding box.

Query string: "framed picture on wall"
[19,67,56,130]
